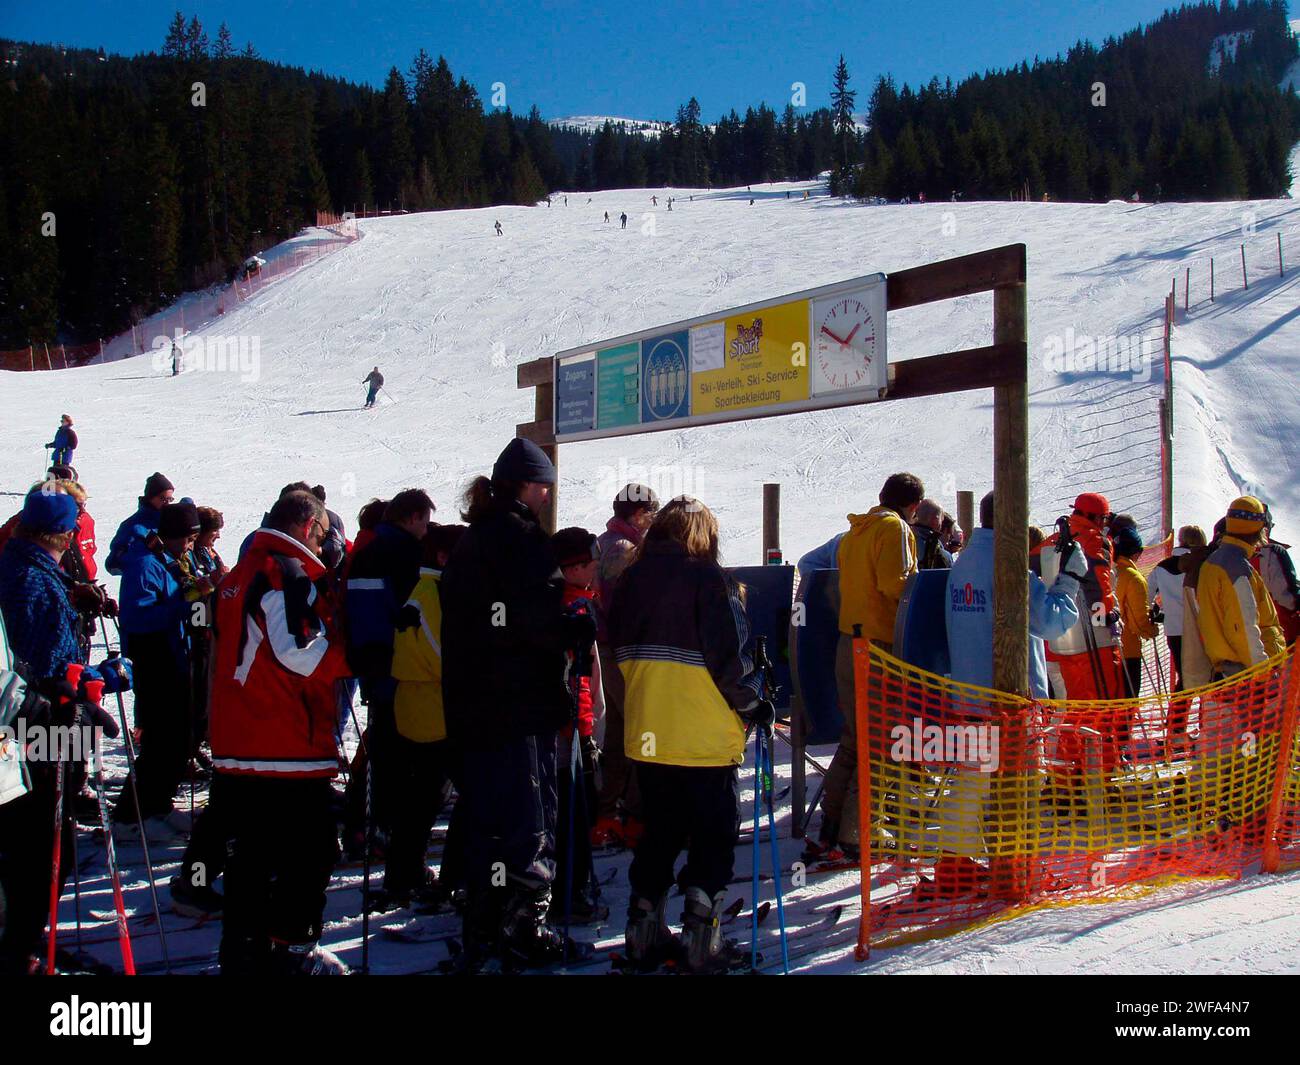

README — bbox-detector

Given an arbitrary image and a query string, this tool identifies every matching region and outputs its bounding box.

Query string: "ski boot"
[500,883,592,969]
[623,893,677,971]
[456,888,507,974]
[269,939,349,975]
[680,886,747,974]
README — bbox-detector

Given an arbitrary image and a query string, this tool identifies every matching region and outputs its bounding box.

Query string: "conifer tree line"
[1,0,1297,347]
[844,0,1300,203]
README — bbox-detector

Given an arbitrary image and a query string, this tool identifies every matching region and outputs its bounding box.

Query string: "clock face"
[813,297,878,394]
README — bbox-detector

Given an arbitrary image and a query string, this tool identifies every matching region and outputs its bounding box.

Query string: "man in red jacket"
[208,489,351,974]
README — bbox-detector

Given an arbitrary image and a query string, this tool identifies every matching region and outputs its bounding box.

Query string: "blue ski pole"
[751,723,762,970]
[762,730,790,973]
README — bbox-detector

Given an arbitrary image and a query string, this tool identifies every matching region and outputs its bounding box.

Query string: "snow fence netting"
[852,640,1300,958]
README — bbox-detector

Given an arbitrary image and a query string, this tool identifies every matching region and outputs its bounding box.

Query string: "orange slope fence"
[852,639,1300,959]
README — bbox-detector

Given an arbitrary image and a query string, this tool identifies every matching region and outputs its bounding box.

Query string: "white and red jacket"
[209,528,350,778]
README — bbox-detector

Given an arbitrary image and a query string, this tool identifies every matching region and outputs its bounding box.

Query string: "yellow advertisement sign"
[690,298,810,418]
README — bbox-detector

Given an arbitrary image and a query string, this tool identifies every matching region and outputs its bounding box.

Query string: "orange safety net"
[853,640,1300,958]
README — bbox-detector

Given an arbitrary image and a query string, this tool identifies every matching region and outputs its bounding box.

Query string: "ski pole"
[562,725,578,966]
[343,697,371,975]
[92,724,136,974]
[102,617,172,973]
[762,728,790,973]
[71,810,83,957]
[750,723,762,971]
[46,717,72,975]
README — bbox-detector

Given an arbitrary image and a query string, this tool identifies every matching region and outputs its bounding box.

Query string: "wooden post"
[1241,244,1248,290]
[762,483,781,564]
[1279,233,1285,278]
[957,490,975,542]
[991,270,1030,902]
[1210,257,1215,302]
[1184,267,1189,313]
[43,343,51,370]
[535,379,557,534]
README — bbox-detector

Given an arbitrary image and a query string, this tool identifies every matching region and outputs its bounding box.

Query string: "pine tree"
[830,55,858,193]
[12,184,59,343]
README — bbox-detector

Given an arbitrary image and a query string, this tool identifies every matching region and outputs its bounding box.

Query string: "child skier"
[549,527,606,924]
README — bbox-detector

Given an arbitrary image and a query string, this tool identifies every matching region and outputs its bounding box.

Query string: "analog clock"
[812,295,879,395]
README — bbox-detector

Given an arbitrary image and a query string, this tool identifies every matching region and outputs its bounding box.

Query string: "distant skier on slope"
[47,414,77,467]
[604,211,609,223]
[362,366,384,409]
[494,220,503,236]
[620,213,627,229]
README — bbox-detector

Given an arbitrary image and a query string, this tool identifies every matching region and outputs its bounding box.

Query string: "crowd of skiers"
[1,423,1297,975]
[794,480,1297,902]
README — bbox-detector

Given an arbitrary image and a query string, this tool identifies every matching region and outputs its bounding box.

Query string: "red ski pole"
[45,746,70,975]
[92,724,136,974]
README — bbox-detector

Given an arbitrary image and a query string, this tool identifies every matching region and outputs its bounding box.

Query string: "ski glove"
[1149,603,1165,626]
[1059,543,1090,581]
[96,655,134,694]
[560,603,598,658]
[394,603,421,631]
[740,699,777,730]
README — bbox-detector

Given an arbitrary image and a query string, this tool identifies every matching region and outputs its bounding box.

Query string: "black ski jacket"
[440,499,573,748]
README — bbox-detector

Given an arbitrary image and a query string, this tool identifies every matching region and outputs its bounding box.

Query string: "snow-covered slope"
[550,115,671,137]
[3,183,1295,566]
[10,182,1300,975]
[1209,30,1254,74]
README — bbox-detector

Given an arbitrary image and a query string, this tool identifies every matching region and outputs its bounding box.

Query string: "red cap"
[1073,492,1110,519]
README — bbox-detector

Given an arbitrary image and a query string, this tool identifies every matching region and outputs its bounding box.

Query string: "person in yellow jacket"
[607,496,760,973]
[1114,526,1159,697]
[1197,496,1285,681]
[804,472,923,865]
[383,524,466,909]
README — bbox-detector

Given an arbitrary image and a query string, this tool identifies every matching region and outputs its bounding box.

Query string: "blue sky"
[1,1,1236,119]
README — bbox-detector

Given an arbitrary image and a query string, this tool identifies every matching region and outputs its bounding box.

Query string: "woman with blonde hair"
[607,496,759,973]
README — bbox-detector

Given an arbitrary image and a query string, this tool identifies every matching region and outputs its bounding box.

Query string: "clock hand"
[844,322,861,345]
[820,325,848,346]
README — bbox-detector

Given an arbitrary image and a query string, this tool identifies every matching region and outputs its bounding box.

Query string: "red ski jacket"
[209,528,350,777]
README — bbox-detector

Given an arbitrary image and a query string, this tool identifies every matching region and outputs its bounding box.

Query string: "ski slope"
[4,181,1300,974]
[2,182,1295,562]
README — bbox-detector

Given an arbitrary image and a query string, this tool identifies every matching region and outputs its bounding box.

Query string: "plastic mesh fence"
[853,640,1300,958]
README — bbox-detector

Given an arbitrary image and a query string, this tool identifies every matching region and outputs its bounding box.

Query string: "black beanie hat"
[144,472,174,499]
[552,526,599,567]
[158,500,200,539]
[492,438,556,484]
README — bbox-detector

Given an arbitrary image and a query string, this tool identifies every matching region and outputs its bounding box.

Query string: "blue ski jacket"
[945,529,1080,698]
[106,501,162,576]
[0,538,83,680]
